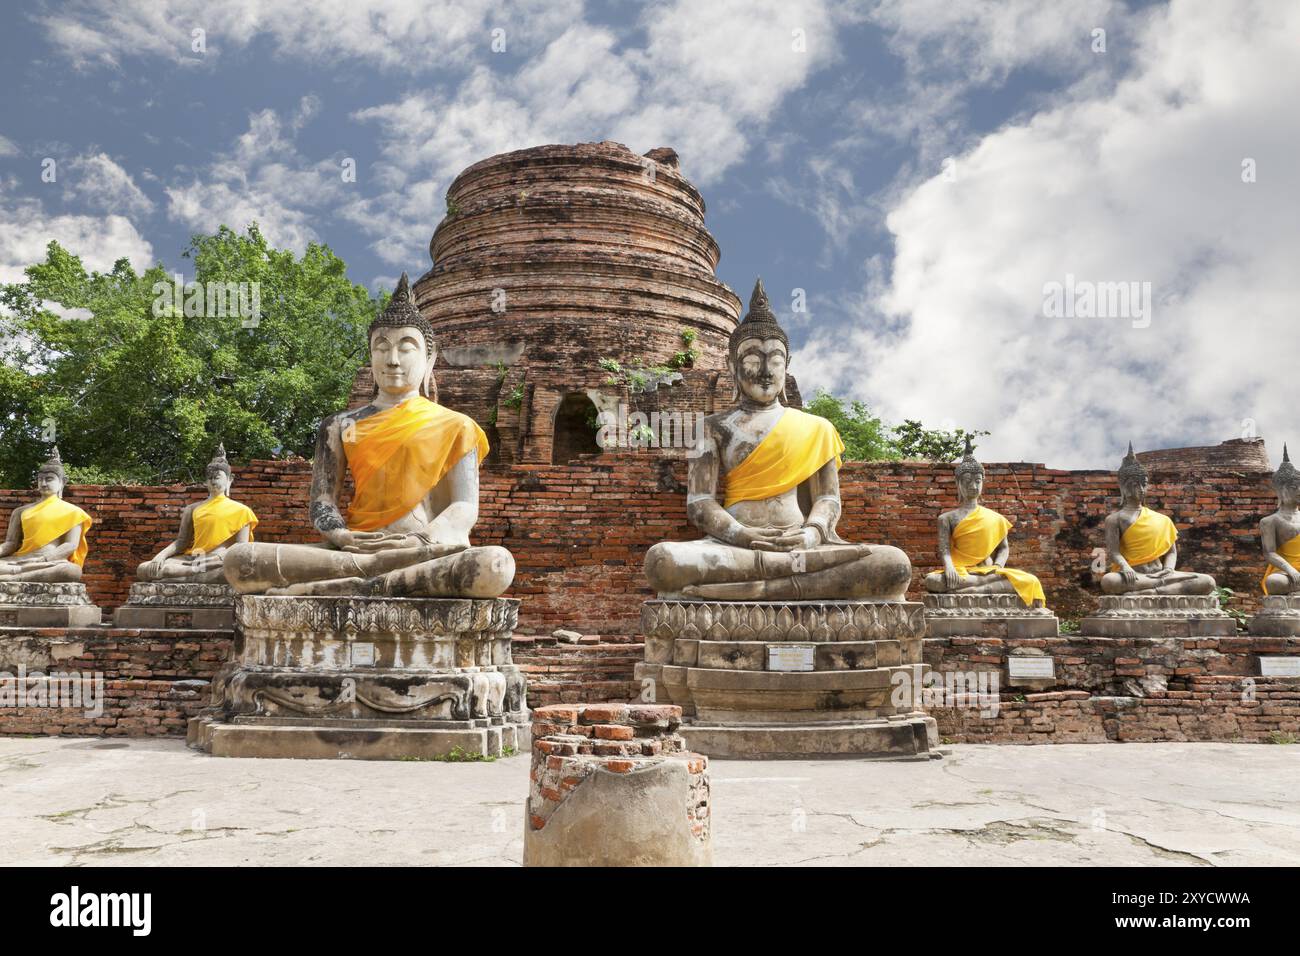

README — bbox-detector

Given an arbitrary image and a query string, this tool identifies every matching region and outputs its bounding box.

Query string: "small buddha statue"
[137,444,258,584]
[1260,444,1300,595]
[0,447,92,582]
[643,279,911,601]
[923,438,1046,607]
[1099,443,1216,595]
[223,273,514,598]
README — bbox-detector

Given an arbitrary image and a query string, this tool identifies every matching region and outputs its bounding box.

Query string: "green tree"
[0,225,380,486]
[803,389,989,463]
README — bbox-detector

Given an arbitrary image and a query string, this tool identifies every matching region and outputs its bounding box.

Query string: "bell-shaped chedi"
[351,141,799,464]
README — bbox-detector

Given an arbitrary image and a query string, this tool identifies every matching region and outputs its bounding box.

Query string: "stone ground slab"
[0,738,1296,866]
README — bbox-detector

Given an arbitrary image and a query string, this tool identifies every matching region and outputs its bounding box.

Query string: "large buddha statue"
[643,279,911,602]
[222,273,514,598]
[923,438,1046,607]
[0,447,92,583]
[1260,445,1300,595]
[1099,443,1215,595]
[138,444,258,584]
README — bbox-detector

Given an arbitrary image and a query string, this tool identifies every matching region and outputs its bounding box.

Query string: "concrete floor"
[1,738,1296,866]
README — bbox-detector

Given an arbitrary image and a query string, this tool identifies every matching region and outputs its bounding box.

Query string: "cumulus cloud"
[65,153,155,217]
[39,0,583,71]
[347,0,839,266]
[0,196,154,286]
[164,98,343,252]
[798,0,1300,468]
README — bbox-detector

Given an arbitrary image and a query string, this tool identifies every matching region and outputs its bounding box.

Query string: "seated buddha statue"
[223,273,514,598]
[923,439,1046,607]
[137,444,258,584]
[1260,445,1300,595]
[643,279,912,602]
[0,447,92,583]
[1099,443,1215,595]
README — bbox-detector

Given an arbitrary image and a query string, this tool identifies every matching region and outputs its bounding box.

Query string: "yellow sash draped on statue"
[722,408,845,508]
[941,505,1046,607]
[344,396,489,531]
[186,495,258,554]
[1114,506,1177,568]
[14,495,92,567]
[1262,532,1300,594]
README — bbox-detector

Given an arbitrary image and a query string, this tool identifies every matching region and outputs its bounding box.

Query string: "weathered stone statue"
[1260,445,1300,595]
[643,279,911,602]
[137,445,258,584]
[223,273,514,599]
[924,438,1045,607]
[1099,444,1216,595]
[637,279,934,759]
[192,273,526,760]
[0,448,91,583]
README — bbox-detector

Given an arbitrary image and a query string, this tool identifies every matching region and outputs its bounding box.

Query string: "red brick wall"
[0,455,1277,626]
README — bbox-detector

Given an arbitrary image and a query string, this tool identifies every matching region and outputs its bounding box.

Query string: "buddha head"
[728,278,788,406]
[1117,442,1148,505]
[369,273,437,400]
[954,435,984,502]
[205,443,233,497]
[1272,444,1300,509]
[35,445,65,499]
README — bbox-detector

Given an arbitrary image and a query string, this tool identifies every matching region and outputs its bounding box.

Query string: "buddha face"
[36,470,63,499]
[370,325,434,399]
[206,467,231,497]
[1277,478,1300,509]
[957,471,983,502]
[1119,475,1147,505]
[733,337,787,405]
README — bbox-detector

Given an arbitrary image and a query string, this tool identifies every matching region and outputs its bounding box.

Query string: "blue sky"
[2,0,1296,468]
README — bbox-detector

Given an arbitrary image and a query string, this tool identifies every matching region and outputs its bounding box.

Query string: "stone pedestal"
[1079,594,1237,637]
[0,582,102,628]
[188,594,528,760]
[923,592,1058,638]
[113,582,235,629]
[523,703,710,867]
[1249,595,1300,636]
[635,599,938,759]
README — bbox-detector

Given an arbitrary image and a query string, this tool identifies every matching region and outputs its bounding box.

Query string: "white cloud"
[799,0,1300,469]
[39,0,583,71]
[347,0,839,266]
[0,196,154,286]
[66,153,155,217]
[0,135,18,157]
[164,99,343,252]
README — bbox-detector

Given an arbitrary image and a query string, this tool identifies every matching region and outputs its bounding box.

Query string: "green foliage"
[666,328,700,370]
[803,389,989,463]
[1214,587,1248,628]
[1267,731,1298,745]
[1058,618,1081,634]
[0,225,379,486]
[503,385,524,410]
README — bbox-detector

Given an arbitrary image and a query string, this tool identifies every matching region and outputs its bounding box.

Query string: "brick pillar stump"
[523,703,711,866]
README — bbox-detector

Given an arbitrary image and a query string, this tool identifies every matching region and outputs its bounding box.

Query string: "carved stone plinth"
[923,593,1059,638]
[114,582,235,630]
[0,582,102,628]
[1079,593,1236,637]
[523,704,710,866]
[1249,595,1300,636]
[188,594,528,760]
[635,599,937,759]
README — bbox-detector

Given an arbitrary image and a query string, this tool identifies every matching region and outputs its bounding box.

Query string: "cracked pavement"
[1,738,1296,866]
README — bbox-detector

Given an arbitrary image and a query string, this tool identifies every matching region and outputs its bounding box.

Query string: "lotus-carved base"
[188,594,528,760]
[0,582,102,628]
[1080,593,1236,637]
[114,582,236,629]
[923,592,1059,638]
[636,598,937,758]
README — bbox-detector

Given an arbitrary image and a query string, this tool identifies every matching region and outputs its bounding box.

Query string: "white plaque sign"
[768,644,816,672]
[351,642,376,667]
[1260,656,1300,677]
[1007,656,1055,679]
